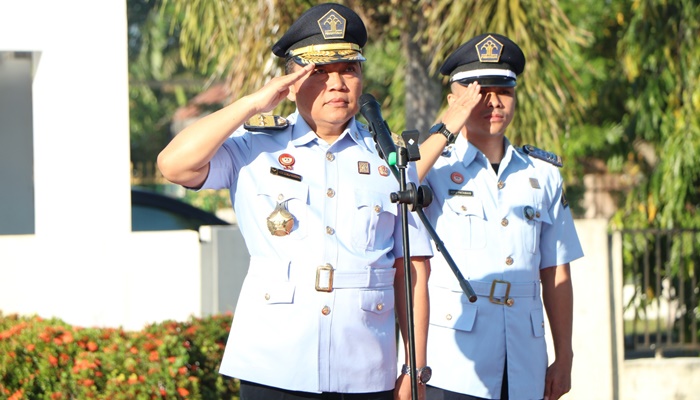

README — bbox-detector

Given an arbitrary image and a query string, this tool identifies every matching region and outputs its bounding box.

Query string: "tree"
[158,0,587,152]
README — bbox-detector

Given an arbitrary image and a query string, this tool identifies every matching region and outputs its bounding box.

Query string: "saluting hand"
[244,63,315,114]
[442,81,482,138]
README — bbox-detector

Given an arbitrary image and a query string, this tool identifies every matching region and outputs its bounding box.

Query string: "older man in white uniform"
[157,3,432,400]
[414,34,584,400]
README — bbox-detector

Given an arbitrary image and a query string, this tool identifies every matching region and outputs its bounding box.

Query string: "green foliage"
[0,312,238,400]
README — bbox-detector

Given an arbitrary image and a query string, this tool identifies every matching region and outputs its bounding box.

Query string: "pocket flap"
[445,196,484,218]
[429,287,477,332]
[360,288,394,314]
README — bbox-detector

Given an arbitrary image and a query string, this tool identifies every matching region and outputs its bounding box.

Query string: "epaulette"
[521,144,562,168]
[244,114,289,131]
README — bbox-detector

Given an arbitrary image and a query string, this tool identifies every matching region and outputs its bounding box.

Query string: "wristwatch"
[401,364,433,385]
[429,122,458,144]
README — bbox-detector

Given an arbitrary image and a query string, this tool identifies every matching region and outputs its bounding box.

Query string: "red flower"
[149,351,159,361]
[82,379,95,387]
[49,355,58,367]
[87,341,98,352]
[176,387,189,397]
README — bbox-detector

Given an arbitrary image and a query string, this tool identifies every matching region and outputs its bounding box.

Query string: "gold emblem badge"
[358,161,370,175]
[318,9,346,40]
[476,35,504,63]
[267,202,295,236]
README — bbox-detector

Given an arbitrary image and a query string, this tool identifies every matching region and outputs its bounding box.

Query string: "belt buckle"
[315,264,334,292]
[489,279,511,305]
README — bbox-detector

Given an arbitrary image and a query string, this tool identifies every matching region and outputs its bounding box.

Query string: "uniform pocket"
[522,203,552,254]
[445,196,487,249]
[352,190,398,251]
[428,286,477,332]
[530,307,546,337]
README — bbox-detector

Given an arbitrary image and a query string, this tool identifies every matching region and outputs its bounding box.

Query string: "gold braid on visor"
[288,43,362,57]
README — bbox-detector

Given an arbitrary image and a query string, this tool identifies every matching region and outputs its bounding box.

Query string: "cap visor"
[455,76,516,88]
[293,50,366,66]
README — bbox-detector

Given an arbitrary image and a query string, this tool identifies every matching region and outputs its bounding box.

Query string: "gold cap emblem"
[318,9,346,40]
[476,35,504,63]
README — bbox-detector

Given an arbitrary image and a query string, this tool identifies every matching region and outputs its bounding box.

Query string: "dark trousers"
[425,360,510,400]
[239,380,394,400]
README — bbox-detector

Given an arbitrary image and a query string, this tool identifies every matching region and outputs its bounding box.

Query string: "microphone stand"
[374,129,476,400]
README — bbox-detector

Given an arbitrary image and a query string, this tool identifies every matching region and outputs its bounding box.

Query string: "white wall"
[0,0,204,331]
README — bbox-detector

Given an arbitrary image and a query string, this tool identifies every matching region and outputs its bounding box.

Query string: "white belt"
[467,279,539,306]
[315,265,395,292]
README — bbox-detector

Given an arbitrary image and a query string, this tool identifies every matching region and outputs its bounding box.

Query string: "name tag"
[449,189,473,197]
[270,167,302,182]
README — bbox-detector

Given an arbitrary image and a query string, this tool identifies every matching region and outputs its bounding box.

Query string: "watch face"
[429,123,445,134]
[418,366,432,384]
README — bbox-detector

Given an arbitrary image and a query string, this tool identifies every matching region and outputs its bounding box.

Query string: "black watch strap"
[430,123,457,144]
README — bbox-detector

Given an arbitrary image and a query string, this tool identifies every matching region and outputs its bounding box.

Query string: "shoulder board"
[521,144,563,168]
[244,114,289,132]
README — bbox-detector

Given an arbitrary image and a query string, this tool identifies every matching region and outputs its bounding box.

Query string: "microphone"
[359,93,397,166]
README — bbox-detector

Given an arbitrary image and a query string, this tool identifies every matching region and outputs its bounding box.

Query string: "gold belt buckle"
[489,279,511,305]
[315,264,334,292]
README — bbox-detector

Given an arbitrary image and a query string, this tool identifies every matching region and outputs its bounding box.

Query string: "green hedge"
[0,312,239,399]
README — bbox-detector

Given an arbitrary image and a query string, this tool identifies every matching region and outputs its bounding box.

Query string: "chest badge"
[378,165,390,177]
[358,161,370,175]
[451,172,464,184]
[523,205,536,221]
[278,153,295,170]
[529,178,541,189]
[267,202,295,236]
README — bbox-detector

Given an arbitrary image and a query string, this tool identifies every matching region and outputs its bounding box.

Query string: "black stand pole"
[376,129,477,400]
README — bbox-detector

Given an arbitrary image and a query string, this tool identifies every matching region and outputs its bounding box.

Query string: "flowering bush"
[0,312,238,399]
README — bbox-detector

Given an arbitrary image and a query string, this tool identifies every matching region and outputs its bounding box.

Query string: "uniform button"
[376,303,384,311]
[535,211,541,218]
[541,321,545,328]
[277,194,284,201]
[321,306,331,316]
[327,188,335,198]
[326,152,335,161]
[497,181,505,189]
[374,205,382,213]
[326,226,335,235]
[505,256,514,266]
[461,205,467,212]
[506,298,515,307]
[264,293,270,301]
[446,314,452,321]
[501,218,509,227]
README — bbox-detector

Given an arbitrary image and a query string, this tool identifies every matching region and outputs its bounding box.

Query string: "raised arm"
[157,63,315,188]
[415,82,481,181]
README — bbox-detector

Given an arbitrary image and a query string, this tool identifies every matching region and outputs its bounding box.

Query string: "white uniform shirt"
[204,112,432,393]
[423,136,583,400]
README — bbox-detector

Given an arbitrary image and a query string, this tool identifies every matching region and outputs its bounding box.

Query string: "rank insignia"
[358,161,370,175]
[378,165,390,177]
[451,172,464,184]
[278,153,295,170]
[244,114,288,131]
[476,35,504,63]
[522,145,563,168]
